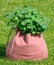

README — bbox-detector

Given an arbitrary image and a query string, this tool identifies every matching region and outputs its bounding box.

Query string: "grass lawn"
[0,0,54,65]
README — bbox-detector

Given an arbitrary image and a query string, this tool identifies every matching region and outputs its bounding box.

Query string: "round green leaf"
[32,31,36,34]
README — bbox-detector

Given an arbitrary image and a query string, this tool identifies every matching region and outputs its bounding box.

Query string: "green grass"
[0,0,54,65]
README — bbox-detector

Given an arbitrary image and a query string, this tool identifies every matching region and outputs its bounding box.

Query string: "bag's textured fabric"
[6,30,48,60]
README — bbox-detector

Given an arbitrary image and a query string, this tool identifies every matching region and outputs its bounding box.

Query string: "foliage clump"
[6,6,50,34]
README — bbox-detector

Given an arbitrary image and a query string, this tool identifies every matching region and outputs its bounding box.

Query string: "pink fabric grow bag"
[6,30,48,60]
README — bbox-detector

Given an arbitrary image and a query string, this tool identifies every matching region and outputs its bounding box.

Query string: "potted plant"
[6,6,50,60]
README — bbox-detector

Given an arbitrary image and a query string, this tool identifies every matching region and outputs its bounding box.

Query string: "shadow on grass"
[0,43,6,58]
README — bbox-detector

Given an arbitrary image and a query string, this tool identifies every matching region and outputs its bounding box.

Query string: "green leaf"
[18,13,23,18]
[31,15,36,21]
[14,17,18,21]
[42,24,48,29]
[21,21,26,25]
[23,27,26,31]
[32,31,36,34]
[37,27,42,31]
[25,19,32,23]
[25,6,33,13]
[21,8,28,14]
[25,13,31,18]
[27,26,31,29]
[6,13,14,19]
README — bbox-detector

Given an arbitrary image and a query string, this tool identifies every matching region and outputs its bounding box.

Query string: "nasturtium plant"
[6,6,50,35]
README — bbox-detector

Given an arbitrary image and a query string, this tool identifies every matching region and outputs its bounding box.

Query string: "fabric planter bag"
[6,30,48,61]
